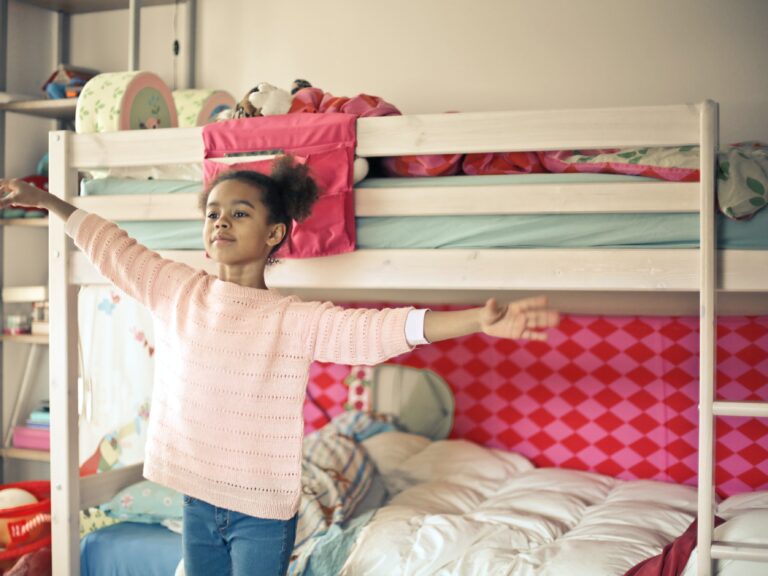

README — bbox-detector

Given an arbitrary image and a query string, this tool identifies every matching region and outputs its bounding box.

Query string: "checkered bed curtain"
[304,311,768,498]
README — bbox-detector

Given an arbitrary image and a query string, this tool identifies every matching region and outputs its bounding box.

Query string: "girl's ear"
[267,223,287,247]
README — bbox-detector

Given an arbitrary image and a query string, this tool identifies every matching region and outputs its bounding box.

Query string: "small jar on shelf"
[3,312,32,335]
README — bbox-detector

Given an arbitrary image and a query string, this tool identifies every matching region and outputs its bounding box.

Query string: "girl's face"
[202,179,285,266]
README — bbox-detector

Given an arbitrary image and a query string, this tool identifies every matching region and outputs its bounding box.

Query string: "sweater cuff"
[64,209,90,239]
[405,308,430,346]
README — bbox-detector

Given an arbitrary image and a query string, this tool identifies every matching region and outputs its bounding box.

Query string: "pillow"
[361,431,431,476]
[380,154,463,177]
[100,480,182,524]
[384,439,533,495]
[680,510,768,576]
[80,507,122,538]
[717,490,768,519]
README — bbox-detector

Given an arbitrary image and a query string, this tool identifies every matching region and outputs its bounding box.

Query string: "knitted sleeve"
[65,210,199,318]
[305,303,414,365]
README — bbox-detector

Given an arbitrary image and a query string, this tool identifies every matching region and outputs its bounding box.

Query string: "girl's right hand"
[0,179,50,209]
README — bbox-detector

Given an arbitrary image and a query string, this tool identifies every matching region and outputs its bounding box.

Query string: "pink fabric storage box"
[13,427,49,451]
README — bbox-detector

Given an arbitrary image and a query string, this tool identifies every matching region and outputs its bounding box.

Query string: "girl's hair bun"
[270,155,319,222]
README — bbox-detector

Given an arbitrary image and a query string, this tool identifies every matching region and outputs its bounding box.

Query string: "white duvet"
[343,435,701,576]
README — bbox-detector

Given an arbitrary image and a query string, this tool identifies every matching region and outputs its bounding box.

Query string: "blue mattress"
[80,175,768,251]
[80,522,181,576]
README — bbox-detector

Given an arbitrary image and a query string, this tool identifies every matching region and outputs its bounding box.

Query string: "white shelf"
[17,0,184,14]
[0,98,76,120]
[1,285,48,303]
[0,447,50,463]
[0,334,48,345]
[0,218,48,227]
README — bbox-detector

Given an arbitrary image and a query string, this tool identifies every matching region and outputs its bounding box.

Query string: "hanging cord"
[172,0,180,90]
[306,387,333,426]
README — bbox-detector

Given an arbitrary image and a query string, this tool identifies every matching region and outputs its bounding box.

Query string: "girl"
[0,158,558,576]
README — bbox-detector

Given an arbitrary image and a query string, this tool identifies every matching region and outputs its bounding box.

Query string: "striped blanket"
[288,411,396,574]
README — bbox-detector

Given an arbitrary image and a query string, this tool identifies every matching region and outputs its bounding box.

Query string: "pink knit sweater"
[66,210,413,519]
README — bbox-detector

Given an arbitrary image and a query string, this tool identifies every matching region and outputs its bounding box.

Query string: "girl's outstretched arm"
[1,178,197,319]
[424,296,559,343]
[0,178,76,220]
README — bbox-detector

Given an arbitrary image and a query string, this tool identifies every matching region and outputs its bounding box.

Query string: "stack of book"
[13,400,50,451]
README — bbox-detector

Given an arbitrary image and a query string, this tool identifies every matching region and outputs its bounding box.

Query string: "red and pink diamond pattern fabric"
[304,309,768,498]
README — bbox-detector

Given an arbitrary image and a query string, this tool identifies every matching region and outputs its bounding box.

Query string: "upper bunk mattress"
[79,173,768,251]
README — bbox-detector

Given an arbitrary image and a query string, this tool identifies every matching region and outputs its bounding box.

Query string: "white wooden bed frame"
[47,101,768,575]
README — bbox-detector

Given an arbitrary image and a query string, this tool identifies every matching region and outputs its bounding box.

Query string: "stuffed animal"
[223,79,369,183]
[225,78,311,120]
[231,82,292,119]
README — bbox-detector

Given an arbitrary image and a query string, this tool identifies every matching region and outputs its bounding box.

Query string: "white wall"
[64,0,768,144]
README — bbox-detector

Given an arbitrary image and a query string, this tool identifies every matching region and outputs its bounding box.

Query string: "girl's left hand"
[480,296,559,341]
[0,179,50,209]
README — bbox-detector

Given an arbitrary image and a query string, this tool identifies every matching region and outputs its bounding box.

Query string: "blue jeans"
[182,495,298,576]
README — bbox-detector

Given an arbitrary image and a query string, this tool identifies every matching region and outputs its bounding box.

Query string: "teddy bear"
[227,79,311,119]
[222,79,369,183]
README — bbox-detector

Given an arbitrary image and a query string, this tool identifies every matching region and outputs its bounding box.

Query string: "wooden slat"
[70,249,768,293]
[80,463,144,509]
[74,193,202,221]
[264,249,703,291]
[697,99,719,576]
[49,131,81,576]
[357,104,701,157]
[66,105,700,169]
[712,401,768,418]
[68,126,204,168]
[0,98,75,120]
[711,542,768,563]
[75,182,698,221]
[355,181,699,216]
[719,251,768,291]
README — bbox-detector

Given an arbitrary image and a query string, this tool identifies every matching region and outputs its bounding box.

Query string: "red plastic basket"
[0,481,51,570]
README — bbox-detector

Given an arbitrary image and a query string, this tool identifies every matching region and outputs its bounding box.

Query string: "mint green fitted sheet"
[80,175,768,251]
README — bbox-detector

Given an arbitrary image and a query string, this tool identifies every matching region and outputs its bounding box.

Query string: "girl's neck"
[216,262,268,289]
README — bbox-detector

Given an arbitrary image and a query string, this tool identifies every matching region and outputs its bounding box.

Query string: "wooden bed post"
[696,100,719,576]
[48,130,81,576]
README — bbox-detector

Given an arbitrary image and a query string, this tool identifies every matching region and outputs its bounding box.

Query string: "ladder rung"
[712,401,768,418]
[711,541,768,562]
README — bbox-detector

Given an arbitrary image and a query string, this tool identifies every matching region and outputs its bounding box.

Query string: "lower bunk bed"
[76,416,768,576]
[69,290,767,576]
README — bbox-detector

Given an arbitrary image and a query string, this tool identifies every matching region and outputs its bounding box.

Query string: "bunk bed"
[46,101,768,575]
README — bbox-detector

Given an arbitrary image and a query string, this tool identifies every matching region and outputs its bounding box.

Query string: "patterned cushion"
[100,480,182,524]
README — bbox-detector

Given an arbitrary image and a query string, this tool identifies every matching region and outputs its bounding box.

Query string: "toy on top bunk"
[223,79,372,183]
[226,80,299,119]
[75,70,236,133]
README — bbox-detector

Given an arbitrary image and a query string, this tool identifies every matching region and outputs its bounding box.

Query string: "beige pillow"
[361,431,431,476]
[384,439,533,495]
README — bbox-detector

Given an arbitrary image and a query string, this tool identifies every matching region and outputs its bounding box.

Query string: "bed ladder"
[696,101,768,575]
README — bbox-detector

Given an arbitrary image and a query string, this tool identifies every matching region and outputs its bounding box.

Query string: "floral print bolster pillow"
[464,142,768,220]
